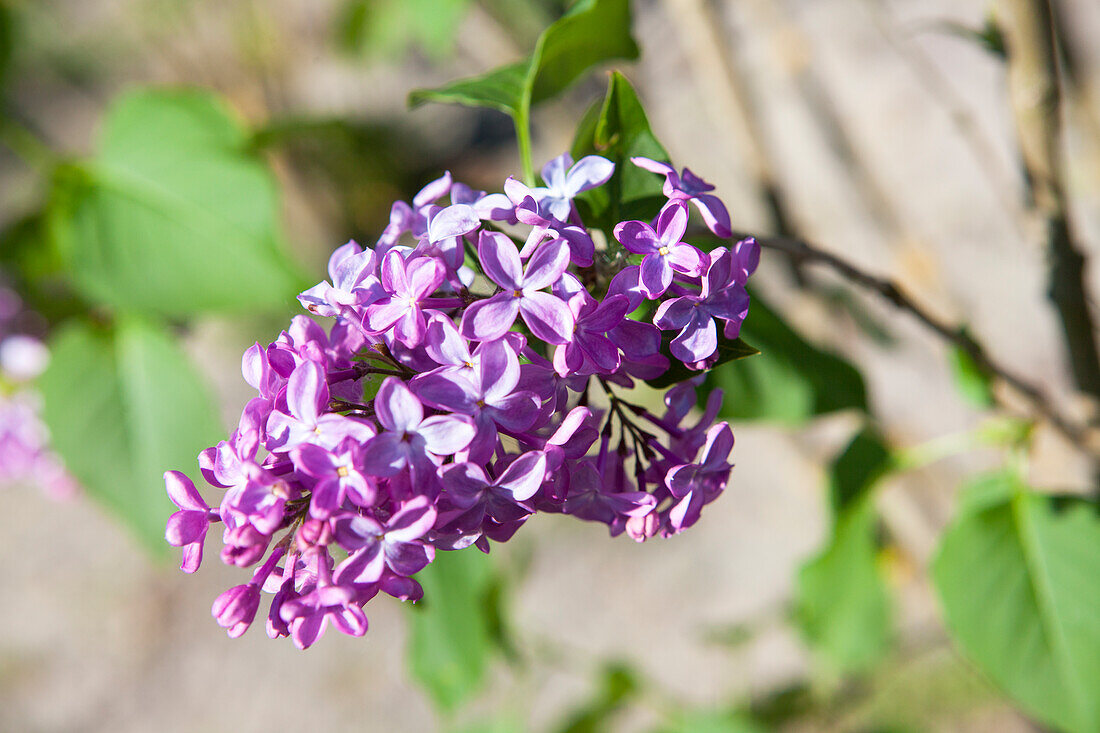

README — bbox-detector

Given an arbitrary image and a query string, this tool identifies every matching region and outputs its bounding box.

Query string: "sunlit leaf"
[933,474,1100,732]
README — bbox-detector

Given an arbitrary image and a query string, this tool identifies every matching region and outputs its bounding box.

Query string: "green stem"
[514,102,535,186]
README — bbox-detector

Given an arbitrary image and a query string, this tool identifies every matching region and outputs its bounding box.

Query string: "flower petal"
[519,291,575,345]
[477,231,522,290]
[460,293,520,342]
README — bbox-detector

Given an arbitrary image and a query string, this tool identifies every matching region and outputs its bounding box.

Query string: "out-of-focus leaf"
[553,663,639,733]
[797,502,890,673]
[0,213,85,326]
[573,71,669,230]
[38,318,222,552]
[707,289,867,422]
[651,709,767,733]
[409,0,638,117]
[796,427,893,673]
[948,339,994,408]
[933,474,1100,733]
[408,549,496,712]
[0,2,14,87]
[336,0,472,61]
[48,89,304,317]
[829,425,892,515]
[645,335,759,390]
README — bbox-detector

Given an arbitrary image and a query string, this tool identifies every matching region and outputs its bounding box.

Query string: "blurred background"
[2,0,1100,731]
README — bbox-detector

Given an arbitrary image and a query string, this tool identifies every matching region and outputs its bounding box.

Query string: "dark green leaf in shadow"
[707,289,867,423]
[645,334,759,391]
[572,71,669,233]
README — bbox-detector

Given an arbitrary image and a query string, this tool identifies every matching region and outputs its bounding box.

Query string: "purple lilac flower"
[531,153,614,223]
[164,158,754,645]
[653,245,752,364]
[613,203,706,299]
[632,156,733,238]
[360,378,475,480]
[460,232,575,344]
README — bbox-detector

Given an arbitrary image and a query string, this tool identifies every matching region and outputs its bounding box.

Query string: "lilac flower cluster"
[166,154,758,648]
[0,286,78,500]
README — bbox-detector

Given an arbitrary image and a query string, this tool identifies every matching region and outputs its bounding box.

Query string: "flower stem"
[514,105,535,186]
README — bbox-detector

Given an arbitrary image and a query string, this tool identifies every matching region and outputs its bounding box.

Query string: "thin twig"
[745,231,1100,454]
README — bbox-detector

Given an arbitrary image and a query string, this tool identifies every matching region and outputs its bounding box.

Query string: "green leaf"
[336,0,471,60]
[948,340,994,408]
[408,549,497,711]
[797,502,890,673]
[48,89,304,317]
[933,476,1100,732]
[707,289,868,422]
[651,709,767,733]
[645,335,759,390]
[409,0,638,117]
[796,426,893,672]
[572,71,669,231]
[409,62,529,116]
[553,663,639,733]
[37,318,222,552]
[829,426,892,515]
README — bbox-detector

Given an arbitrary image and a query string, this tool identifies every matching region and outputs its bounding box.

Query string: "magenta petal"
[380,250,408,294]
[165,470,206,511]
[667,243,706,276]
[522,239,570,291]
[428,204,479,242]
[335,545,385,584]
[386,496,437,542]
[406,257,445,300]
[477,231,523,290]
[413,171,453,207]
[478,340,520,402]
[331,606,369,637]
[613,220,659,255]
[180,542,204,574]
[374,378,423,432]
[166,511,208,546]
[657,202,689,244]
[413,372,478,415]
[692,194,732,238]
[290,613,327,650]
[365,300,409,333]
[360,432,408,476]
[654,297,696,330]
[638,255,672,299]
[460,293,520,341]
[385,542,433,576]
[671,315,717,363]
[519,291,575,345]
[630,156,675,176]
[496,451,546,501]
[292,443,337,478]
[419,415,475,455]
[564,155,614,195]
[286,361,328,424]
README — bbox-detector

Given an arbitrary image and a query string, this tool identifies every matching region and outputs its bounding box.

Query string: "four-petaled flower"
[613,203,706,299]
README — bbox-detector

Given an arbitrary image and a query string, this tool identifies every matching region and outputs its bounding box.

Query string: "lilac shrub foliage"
[0,285,78,500]
[166,154,759,648]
